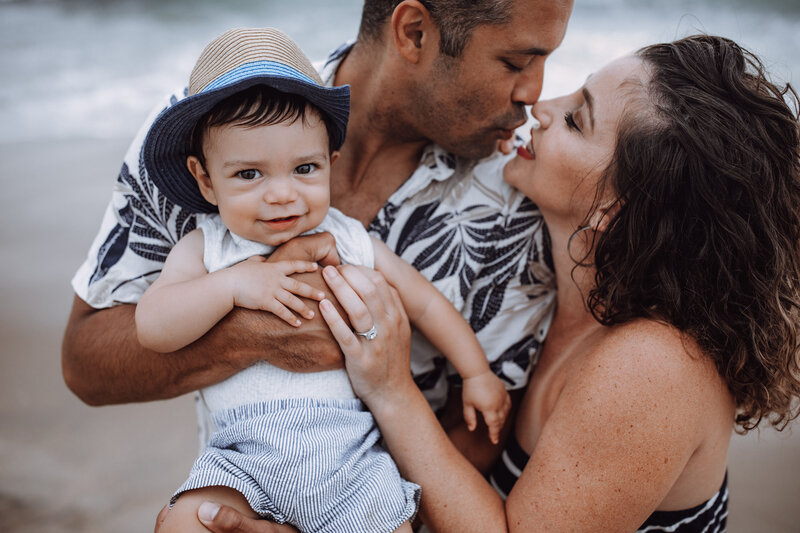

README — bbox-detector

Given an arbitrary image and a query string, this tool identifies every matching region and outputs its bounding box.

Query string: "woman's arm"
[319,265,508,532]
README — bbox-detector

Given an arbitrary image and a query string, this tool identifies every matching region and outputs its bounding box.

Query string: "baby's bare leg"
[158,486,258,533]
[394,520,413,532]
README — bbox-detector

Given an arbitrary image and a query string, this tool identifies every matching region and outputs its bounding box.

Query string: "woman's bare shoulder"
[574,319,728,418]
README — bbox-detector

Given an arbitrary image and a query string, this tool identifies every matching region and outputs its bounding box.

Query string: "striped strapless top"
[489,434,728,532]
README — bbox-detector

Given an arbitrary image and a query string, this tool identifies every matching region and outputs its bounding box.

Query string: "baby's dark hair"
[586,35,800,431]
[189,84,338,167]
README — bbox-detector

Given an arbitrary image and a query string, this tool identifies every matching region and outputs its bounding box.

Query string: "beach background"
[1,0,798,531]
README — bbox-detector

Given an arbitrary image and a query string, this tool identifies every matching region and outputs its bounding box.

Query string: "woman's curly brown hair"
[587,35,800,431]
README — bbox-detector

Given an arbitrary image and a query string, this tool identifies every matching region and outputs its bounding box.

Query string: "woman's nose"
[531,99,554,129]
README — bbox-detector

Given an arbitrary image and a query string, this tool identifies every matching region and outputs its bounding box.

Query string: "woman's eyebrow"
[582,86,595,131]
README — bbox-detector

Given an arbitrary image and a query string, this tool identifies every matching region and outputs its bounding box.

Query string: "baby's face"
[198,114,332,246]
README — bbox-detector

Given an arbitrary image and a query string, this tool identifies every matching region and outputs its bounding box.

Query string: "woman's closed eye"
[564,111,582,133]
[236,169,262,180]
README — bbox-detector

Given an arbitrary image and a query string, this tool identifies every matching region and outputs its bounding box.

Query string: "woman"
[317,35,800,531]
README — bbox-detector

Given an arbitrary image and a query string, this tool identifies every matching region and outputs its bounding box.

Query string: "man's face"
[410,0,572,159]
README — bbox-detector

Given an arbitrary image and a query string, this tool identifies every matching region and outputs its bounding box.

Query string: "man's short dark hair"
[358,0,514,57]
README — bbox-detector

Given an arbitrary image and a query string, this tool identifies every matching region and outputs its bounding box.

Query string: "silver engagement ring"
[354,324,378,341]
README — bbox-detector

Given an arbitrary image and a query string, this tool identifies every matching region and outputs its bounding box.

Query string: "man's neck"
[328,40,430,225]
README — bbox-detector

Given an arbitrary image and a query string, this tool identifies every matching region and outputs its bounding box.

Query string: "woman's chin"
[503,157,532,195]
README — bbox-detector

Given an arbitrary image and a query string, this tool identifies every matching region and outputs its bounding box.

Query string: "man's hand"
[153,503,299,533]
[268,232,340,266]
[197,502,299,533]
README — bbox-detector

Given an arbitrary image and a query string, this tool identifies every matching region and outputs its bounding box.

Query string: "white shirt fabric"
[196,208,372,414]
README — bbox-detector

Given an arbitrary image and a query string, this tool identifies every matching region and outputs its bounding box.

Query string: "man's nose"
[511,60,545,106]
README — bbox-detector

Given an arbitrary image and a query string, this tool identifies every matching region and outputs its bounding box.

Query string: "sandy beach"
[0,137,797,532]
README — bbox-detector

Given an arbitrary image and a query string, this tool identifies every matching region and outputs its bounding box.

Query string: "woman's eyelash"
[564,111,582,132]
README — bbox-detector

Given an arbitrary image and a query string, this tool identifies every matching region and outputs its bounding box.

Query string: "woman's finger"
[319,299,363,355]
[321,265,374,332]
[335,265,403,328]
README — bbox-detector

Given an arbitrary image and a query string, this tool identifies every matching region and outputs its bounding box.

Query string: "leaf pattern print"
[114,150,196,265]
[88,200,133,285]
[489,334,541,386]
[87,152,196,298]
[391,198,546,333]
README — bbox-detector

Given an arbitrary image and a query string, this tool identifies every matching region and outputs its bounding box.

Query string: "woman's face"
[504,55,648,229]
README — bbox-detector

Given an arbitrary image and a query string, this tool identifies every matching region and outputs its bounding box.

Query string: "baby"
[136,28,510,532]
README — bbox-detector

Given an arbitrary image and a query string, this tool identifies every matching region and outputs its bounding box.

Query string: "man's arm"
[62,233,344,406]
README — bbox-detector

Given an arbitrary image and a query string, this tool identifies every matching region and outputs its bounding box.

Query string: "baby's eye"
[237,169,262,180]
[295,163,317,175]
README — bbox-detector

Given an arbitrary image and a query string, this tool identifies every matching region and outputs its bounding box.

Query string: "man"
[62,0,572,529]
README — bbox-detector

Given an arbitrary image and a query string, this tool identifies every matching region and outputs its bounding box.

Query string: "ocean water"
[1,0,798,143]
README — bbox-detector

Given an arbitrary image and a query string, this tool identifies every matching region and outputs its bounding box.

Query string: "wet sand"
[0,138,798,532]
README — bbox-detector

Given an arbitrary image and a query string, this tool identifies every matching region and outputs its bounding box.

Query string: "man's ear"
[588,200,620,233]
[391,0,439,65]
[186,156,218,206]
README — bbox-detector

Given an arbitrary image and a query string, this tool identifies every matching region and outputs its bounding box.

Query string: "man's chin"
[441,137,502,160]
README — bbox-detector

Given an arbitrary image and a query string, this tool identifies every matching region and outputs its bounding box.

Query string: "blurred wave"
[1,0,797,143]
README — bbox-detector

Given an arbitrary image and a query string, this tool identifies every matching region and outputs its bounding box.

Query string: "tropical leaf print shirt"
[71,42,557,413]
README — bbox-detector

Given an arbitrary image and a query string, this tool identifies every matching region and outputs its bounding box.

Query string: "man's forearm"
[62,293,344,406]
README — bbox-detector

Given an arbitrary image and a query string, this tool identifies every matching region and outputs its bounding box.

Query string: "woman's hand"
[318,265,415,412]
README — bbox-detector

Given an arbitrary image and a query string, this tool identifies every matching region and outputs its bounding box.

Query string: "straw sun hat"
[142,27,350,213]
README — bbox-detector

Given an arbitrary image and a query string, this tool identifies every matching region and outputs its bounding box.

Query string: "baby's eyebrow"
[221,159,262,169]
[294,151,328,161]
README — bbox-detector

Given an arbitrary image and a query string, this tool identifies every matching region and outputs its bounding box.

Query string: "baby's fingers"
[483,410,504,445]
[266,300,303,328]
[277,260,320,275]
[276,290,316,320]
[281,276,325,301]
[463,404,478,432]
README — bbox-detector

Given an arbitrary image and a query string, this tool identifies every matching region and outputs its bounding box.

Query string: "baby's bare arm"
[371,238,491,378]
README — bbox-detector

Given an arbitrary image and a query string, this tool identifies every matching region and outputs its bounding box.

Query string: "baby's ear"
[330,150,340,165]
[186,156,218,206]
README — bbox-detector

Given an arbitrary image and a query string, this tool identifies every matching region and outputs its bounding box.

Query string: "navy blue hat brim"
[143,76,350,213]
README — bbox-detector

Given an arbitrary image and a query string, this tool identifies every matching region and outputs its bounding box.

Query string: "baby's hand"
[461,371,512,445]
[228,257,325,327]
